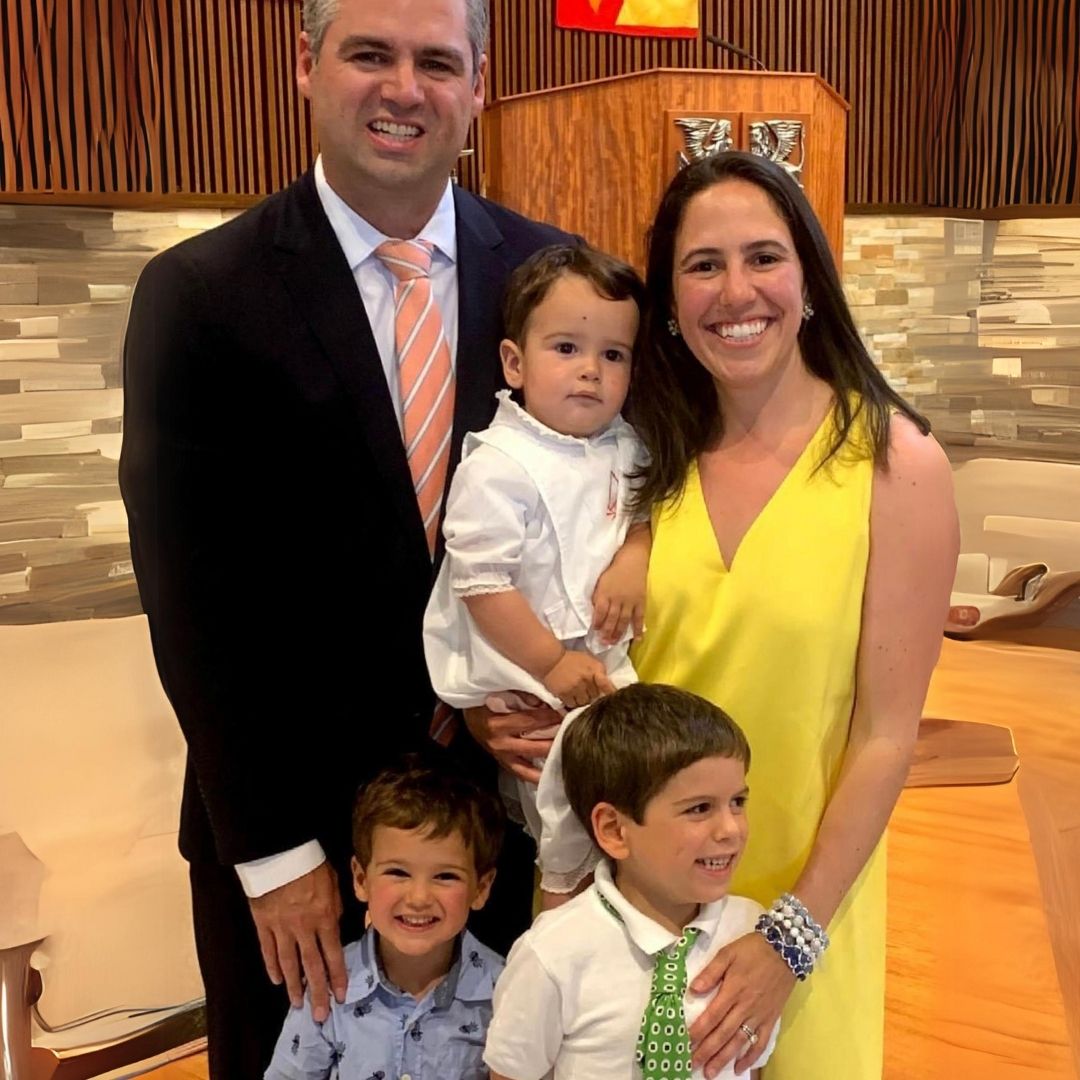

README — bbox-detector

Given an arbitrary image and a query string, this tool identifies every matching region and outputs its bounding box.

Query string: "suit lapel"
[451,187,510,482]
[272,177,511,573]
[273,172,429,566]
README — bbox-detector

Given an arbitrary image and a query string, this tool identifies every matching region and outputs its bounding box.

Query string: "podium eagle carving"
[674,117,734,166]
[748,120,805,185]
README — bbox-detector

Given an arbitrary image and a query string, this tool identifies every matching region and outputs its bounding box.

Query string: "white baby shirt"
[423,390,644,710]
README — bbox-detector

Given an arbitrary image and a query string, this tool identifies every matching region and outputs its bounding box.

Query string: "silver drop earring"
[667,316,681,337]
[802,300,815,321]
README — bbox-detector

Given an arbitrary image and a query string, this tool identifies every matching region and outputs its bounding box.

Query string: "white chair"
[0,616,203,1076]
[947,459,1080,639]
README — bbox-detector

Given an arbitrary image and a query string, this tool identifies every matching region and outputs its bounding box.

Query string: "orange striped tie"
[376,239,456,557]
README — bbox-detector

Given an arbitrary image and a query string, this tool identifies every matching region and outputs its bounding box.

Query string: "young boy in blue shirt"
[265,757,505,1080]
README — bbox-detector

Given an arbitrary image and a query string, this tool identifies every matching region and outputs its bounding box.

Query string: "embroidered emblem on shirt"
[363,1072,386,1080]
[365,973,375,989]
[353,1001,372,1018]
[468,950,484,969]
[409,1023,423,1042]
[459,1021,479,1034]
[290,1035,300,1055]
[607,471,619,518]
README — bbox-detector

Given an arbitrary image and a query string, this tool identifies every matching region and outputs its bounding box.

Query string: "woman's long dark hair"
[629,151,929,511]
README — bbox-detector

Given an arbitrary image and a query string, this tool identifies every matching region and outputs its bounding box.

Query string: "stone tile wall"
[844,216,1080,464]
[0,207,237,622]
[1,205,1077,623]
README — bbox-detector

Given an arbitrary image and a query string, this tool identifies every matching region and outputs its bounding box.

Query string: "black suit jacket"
[119,171,569,869]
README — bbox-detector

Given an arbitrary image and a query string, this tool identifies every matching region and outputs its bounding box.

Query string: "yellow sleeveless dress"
[632,409,885,1079]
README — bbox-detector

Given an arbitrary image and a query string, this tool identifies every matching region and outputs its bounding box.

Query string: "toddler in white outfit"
[423,243,649,902]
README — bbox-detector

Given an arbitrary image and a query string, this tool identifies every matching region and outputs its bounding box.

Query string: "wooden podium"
[482,70,849,268]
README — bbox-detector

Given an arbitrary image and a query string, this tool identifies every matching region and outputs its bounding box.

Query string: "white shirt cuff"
[234,841,327,898]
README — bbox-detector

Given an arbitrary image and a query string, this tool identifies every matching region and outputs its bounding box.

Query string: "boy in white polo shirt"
[484,683,779,1080]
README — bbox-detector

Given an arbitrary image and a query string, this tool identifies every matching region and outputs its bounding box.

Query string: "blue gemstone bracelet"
[754,893,830,981]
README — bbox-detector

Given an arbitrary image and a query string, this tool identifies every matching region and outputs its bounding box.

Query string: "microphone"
[704,33,768,72]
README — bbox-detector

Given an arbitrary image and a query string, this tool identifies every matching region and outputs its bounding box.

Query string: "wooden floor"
[141,638,1080,1080]
[888,638,1080,1080]
[135,1060,206,1080]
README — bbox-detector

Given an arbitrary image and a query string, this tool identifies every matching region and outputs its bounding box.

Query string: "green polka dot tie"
[636,927,701,1080]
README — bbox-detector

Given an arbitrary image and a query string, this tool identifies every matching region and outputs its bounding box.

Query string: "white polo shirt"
[484,860,777,1080]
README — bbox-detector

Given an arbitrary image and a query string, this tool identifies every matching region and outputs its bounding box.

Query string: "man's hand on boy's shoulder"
[249,862,348,1022]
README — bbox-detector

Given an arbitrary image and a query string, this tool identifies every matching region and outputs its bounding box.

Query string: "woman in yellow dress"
[626,152,959,1078]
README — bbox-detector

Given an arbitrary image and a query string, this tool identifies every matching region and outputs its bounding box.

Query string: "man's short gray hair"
[302,0,489,72]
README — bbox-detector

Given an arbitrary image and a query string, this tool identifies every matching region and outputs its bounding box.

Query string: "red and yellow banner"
[555,0,699,38]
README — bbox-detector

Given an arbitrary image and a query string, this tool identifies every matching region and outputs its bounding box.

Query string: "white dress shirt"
[235,158,460,899]
[314,155,459,432]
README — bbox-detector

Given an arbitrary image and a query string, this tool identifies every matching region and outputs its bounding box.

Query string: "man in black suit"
[119,1,566,1074]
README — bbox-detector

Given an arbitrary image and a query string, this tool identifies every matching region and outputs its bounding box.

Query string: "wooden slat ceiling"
[1,0,1076,209]
[0,0,316,199]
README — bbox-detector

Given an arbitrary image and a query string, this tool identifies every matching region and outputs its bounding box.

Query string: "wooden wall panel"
[486,0,1080,212]
[924,0,1080,209]
[0,0,317,200]
[0,1,1075,209]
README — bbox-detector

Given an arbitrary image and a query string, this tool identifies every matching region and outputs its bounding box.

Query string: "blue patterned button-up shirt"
[264,929,502,1080]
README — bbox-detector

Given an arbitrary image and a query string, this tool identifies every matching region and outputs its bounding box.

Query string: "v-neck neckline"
[693,406,833,574]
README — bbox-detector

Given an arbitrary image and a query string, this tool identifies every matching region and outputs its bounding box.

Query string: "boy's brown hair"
[562,683,751,843]
[352,755,505,876]
[502,243,646,346]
